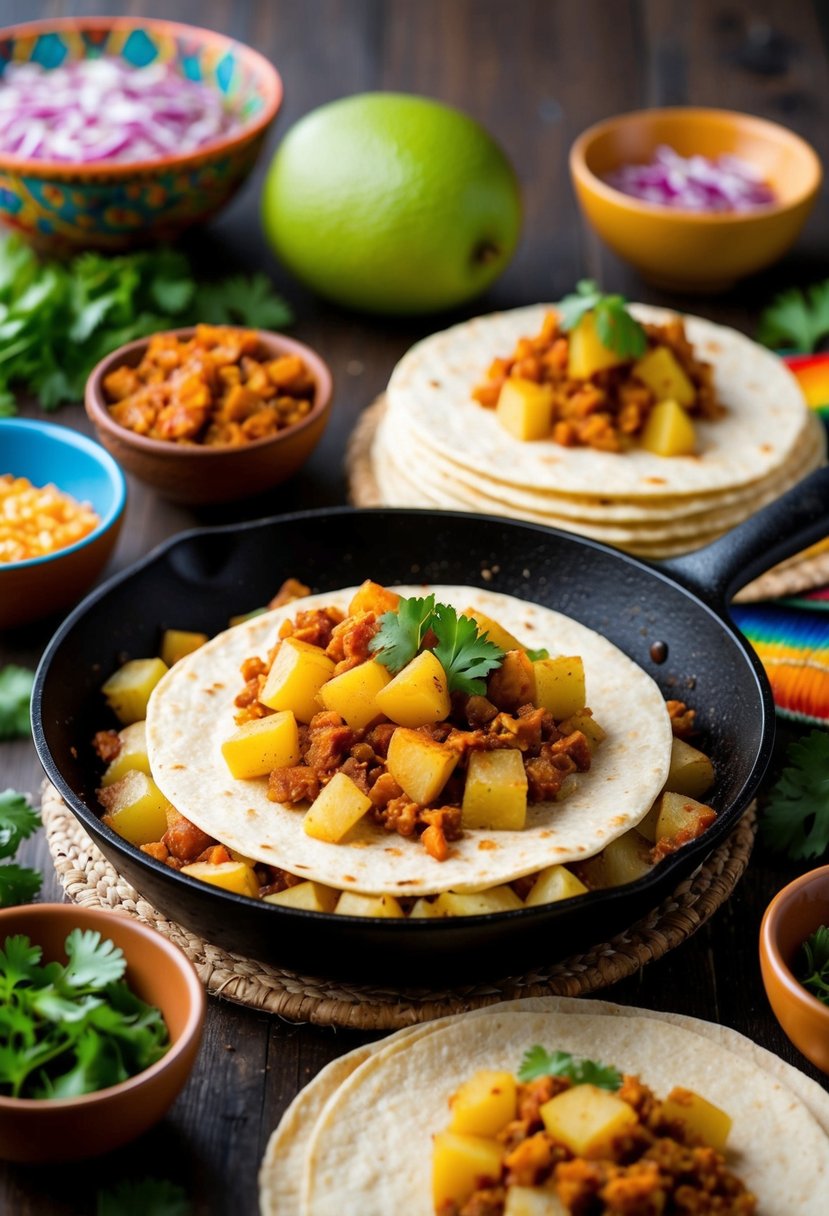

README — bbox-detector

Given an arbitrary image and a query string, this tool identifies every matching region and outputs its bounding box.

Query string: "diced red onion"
[604,145,776,212]
[0,56,238,163]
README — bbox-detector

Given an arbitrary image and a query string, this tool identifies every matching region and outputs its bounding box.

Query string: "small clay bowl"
[760,865,829,1075]
[0,419,126,631]
[0,903,205,1162]
[570,107,821,292]
[85,327,333,505]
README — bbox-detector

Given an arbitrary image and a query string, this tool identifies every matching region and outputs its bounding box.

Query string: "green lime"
[261,92,522,315]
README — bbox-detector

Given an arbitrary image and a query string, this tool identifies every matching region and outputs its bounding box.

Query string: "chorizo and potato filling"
[102,324,316,446]
[434,1053,754,1215]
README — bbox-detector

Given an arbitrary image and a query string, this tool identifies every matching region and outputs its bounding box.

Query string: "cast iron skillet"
[33,467,829,985]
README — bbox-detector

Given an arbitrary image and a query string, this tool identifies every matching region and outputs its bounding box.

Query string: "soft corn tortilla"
[297,1004,829,1216]
[147,586,672,896]
[259,997,829,1216]
[384,303,812,499]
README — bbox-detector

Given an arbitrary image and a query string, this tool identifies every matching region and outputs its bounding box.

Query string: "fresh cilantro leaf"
[198,273,294,330]
[62,929,126,991]
[0,790,40,859]
[0,665,34,739]
[517,1045,621,1090]
[370,595,437,674]
[97,1179,191,1216]
[798,924,829,1006]
[761,730,829,859]
[526,647,549,661]
[432,603,505,696]
[558,279,646,359]
[757,280,829,352]
[0,866,42,910]
[0,934,42,991]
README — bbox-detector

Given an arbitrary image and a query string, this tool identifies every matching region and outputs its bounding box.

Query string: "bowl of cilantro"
[0,902,205,1162]
[760,864,829,1075]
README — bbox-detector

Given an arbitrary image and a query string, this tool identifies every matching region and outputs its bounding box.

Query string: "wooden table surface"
[3,1,829,1212]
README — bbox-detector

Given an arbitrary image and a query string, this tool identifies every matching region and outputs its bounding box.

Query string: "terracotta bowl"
[85,327,333,505]
[0,16,283,254]
[0,903,205,1162]
[570,107,821,292]
[760,865,829,1074]
[0,419,126,631]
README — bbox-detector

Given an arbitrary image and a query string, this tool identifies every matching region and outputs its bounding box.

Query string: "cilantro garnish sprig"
[0,665,34,740]
[558,279,647,359]
[518,1045,621,1091]
[798,925,829,1007]
[0,789,41,909]
[760,730,829,860]
[0,928,169,1099]
[757,280,829,353]
[369,595,505,695]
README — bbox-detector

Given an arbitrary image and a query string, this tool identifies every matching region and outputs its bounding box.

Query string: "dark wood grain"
[2,1,829,1212]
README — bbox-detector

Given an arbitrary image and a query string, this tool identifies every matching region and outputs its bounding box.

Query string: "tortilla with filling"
[146,586,672,896]
[298,1006,829,1215]
[258,997,829,1216]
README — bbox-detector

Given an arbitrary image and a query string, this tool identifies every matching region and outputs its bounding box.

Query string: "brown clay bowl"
[760,865,829,1075]
[85,327,333,505]
[0,903,205,1162]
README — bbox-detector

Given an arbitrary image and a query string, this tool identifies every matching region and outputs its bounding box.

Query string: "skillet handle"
[660,465,829,606]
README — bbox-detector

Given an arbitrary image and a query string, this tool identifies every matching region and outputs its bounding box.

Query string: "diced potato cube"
[662,1087,732,1151]
[386,727,458,804]
[264,880,339,913]
[334,892,405,918]
[102,658,169,725]
[180,860,259,898]
[159,629,209,667]
[504,1187,567,1216]
[229,847,257,867]
[260,638,336,723]
[303,771,372,843]
[100,720,150,786]
[449,1070,517,1136]
[567,313,629,380]
[374,650,451,727]
[221,711,300,779]
[666,737,715,799]
[652,791,716,847]
[533,657,585,720]
[540,1084,637,1158]
[524,864,588,907]
[578,830,652,889]
[432,1131,505,1211]
[633,345,695,406]
[410,897,443,918]
[640,399,696,457]
[318,659,392,729]
[347,580,400,616]
[99,771,171,846]
[496,377,554,441]
[433,886,523,916]
[462,749,528,831]
[464,608,525,653]
[557,709,606,753]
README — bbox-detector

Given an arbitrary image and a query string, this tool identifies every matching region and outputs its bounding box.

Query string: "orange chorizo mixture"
[0,474,99,563]
[436,1064,755,1215]
[102,324,316,446]
[472,311,722,452]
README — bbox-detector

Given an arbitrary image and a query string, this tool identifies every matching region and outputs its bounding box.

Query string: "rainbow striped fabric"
[731,593,829,723]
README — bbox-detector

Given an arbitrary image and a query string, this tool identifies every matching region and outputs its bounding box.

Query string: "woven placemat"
[345,396,829,602]
[42,782,756,1031]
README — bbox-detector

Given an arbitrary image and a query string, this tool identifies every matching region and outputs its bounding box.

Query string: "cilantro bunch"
[558,279,647,359]
[0,665,34,740]
[518,1045,621,1090]
[0,790,41,909]
[368,595,504,695]
[757,280,829,352]
[798,925,829,1007]
[761,730,829,859]
[0,236,293,415]
[0,928,169,1099]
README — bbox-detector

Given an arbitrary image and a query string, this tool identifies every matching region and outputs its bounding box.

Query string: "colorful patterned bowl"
[0,16,283,253]
[570,108,821,292]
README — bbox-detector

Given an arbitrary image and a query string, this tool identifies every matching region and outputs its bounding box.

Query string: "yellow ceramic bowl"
[570,108,822,292]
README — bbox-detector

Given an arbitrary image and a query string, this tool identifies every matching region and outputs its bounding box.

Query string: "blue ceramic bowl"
[0,418,126,629]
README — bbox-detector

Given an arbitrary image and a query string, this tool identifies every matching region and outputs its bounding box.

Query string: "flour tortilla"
[386,303,810,499]
[298,1003,829,1216]
[147,586,672,896]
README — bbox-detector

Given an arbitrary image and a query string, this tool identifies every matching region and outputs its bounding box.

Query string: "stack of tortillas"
[365,304,825,559]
